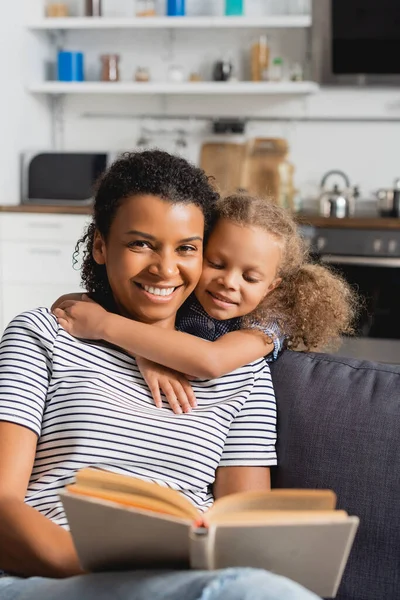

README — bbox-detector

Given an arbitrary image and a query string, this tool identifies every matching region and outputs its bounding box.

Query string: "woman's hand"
[136,357,197,415]
[53,295,108,340]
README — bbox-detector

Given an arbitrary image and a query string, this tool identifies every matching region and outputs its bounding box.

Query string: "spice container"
[251,35,269,82]
[136,1,156,17]
[46,3,68,17]
[101,54,120,82]
[85,0,102,16]
[135,67,150,82]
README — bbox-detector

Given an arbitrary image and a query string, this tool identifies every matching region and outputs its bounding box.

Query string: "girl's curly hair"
[215,194,359,351]
[74,150,219,308]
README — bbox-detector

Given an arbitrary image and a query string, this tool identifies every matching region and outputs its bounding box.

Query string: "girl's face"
[195,218,282,320]
[93,194,204,328]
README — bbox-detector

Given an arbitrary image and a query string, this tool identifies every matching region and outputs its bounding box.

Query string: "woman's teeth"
[143,285,175,296]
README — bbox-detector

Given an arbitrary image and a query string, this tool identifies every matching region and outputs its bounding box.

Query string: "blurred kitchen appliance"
[376,178,400,218]
[241,138,295,209]
[200,143,245,194]
[312,0,400,85]
[21,152,114,206]
[307,226,400,363]
[319,170,356,218]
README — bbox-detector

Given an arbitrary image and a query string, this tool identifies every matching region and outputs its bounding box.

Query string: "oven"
[307,227,400,364]
[312,0,400,86]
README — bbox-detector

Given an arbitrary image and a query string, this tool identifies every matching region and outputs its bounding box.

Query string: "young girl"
[53,194,357,413]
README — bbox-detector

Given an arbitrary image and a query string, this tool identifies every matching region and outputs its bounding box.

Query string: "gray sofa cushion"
[270,351,400,600]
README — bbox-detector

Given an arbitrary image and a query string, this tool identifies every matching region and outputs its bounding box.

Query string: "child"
[53,194,357,413]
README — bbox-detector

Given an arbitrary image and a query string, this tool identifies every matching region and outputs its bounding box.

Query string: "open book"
[60,468,359,598]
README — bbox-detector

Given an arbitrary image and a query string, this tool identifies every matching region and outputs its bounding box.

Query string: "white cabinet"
[0,213,90,334]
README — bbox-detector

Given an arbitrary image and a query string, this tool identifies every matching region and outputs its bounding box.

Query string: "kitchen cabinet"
[0,213,90,334]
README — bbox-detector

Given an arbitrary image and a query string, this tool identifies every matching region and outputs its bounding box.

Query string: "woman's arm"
[213,466,271,500]
[54,299,273,379]
[0,422,83,578]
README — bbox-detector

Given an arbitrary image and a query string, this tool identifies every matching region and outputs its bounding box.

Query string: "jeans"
[0,568,321,600]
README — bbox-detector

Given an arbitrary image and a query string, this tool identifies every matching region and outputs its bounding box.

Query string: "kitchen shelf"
[28,81,319,95]
[28,15,312,31]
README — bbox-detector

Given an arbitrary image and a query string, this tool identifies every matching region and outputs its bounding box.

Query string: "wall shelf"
[28,81,319,96]
[28,15,312,31]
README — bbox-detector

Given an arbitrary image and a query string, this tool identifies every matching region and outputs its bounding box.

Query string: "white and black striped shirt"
[0,309,277,529]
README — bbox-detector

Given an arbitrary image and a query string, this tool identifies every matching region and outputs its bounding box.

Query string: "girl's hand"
[136,357,197,415]
[53,295,108,340]
[51,292,84,312]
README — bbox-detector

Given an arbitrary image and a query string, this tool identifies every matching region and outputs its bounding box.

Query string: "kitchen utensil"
[200,142,246,195]
[319,170,355,218]
[240,138,295,209]
[213,60,233,82]
[57,51,84,82]
[376,178,400,217]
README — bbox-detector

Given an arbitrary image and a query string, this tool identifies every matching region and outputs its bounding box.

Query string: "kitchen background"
[2,0,400,362]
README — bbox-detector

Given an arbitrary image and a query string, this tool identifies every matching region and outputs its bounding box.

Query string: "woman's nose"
[148,252,179,279]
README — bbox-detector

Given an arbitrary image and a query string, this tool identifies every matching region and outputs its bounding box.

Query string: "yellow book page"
[208,489,337,521]
[74,468,199,520]
[207,509,348,527]
[66,485,196,520]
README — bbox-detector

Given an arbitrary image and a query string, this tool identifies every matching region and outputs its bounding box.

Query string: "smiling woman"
[92,194,204,327]
[0,150,320,600]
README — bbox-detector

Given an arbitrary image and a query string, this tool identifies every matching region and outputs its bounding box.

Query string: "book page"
[73,468,199,520]
[208,489,337,523]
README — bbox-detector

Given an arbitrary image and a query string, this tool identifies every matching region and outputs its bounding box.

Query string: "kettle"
[319,170,356,218]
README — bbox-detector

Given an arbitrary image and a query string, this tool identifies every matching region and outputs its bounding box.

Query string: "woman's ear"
[92,230,106,265]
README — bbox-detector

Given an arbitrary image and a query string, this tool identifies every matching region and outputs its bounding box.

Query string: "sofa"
[270,350,400,600]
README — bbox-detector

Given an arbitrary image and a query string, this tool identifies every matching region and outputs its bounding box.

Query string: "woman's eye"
[178,245,197,253]
[128,240,151,249]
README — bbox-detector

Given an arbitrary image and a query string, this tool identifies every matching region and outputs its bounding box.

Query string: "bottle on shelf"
[225,0,244,16]
[251,35,270,82]
[85,0,102,17]
[269,57,284,82]
[167,0,185,16]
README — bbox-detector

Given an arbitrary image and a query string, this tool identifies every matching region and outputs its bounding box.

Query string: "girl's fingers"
[171,381,192,414]
[181,380,197,409]
[161,382,183,415]
[147,380,163,409]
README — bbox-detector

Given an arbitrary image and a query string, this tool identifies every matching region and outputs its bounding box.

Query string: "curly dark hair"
[215,194,359,351]
[74,150,219,308]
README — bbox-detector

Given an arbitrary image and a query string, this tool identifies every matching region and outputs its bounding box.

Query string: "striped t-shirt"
[0,309,277,529]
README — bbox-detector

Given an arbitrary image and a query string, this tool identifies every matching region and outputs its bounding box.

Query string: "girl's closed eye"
[207,259,224,269]
[244,275,260,284]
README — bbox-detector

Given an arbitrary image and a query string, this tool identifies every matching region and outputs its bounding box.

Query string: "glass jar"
[136,1,156,17]
[101,54,120,82]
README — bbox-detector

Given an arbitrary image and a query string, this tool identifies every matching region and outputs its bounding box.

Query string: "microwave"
[21,151,117,206]
[312,0,400,86]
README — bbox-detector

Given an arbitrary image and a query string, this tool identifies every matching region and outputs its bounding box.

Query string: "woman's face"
[93,195,204,328]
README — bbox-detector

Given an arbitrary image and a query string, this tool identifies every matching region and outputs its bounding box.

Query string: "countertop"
[2,205,400,230]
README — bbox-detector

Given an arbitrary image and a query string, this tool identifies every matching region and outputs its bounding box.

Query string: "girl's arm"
[53,298,274,379]
[0,422,83,577]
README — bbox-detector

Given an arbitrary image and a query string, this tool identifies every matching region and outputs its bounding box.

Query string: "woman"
[0,150,320,600]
